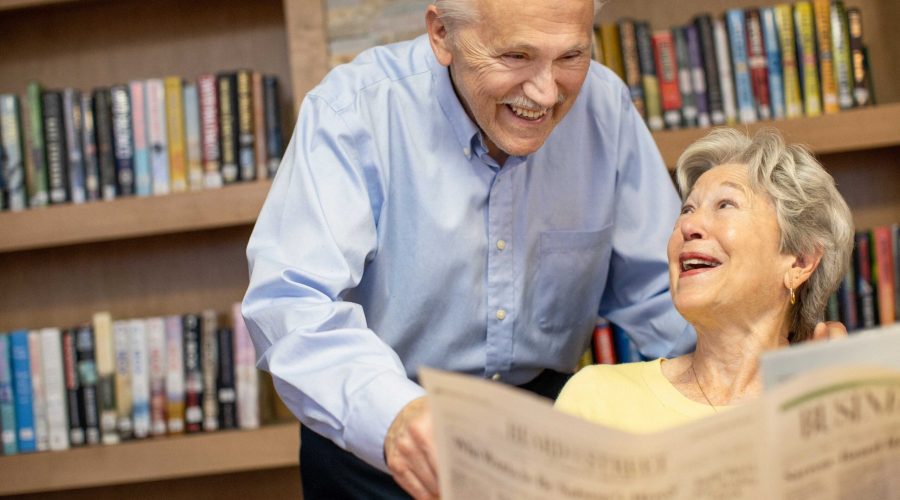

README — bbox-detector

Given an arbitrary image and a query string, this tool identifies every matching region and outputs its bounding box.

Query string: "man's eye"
[680,205,694,215]
[503,53,527,61]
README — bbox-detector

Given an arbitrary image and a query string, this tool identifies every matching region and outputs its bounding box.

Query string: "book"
[216,327,237,430]
[232,303,259,430]
[75,324,101,445]
[129,80,152,197]
[652,30,682,129]
[198,74,222,189]
[829,0,854,109]
[0,334,18,454]
[854,231,878,329]
[713,17,738,124]
[61,328,85,447]
[236,69,256,182]
[80,93,100,201]
[635,22,663,131]
[252,72,268,181]
[92,88,118,201]
[129,318,150,439]
[112,319,132,440]
[673,27,697,128]
[165,315,185,434]
[218,72,240,183]
[10,331,36,453]
[92,311,118,445]
[744,9,771,121]
[725,8,757,124]
[794,1,822,117]
[591,318,617,365]
[27,330,48,451]
[25,82,49,207]
[165,76,188,192]
[591,24,603,64]
[201,309,219,431]
[773,4,804,118]
[683,24,710,127]
[846,7,870,106]
[182,313,204,433]
[0,94,27,211]
[263,75,283,177]
[62,88,86,204]
[40,328,69,451]
[42,90,69,204]
[611,323,643,363]
[183,82,204,191]
[146,78,170,196]
[618,19,646,120]
[872,226,896,326]
[812,0,839,114]
[110,85,135,197]
[838,265,859,331]
[145,317,168,437]
[600,23,625,80]
[694,14,724,125]
[760,8,785,120]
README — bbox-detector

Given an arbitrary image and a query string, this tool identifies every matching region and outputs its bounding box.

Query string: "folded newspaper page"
[421,359,900,499]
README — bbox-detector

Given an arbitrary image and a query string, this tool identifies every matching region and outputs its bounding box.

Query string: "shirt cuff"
[343,370,427,473]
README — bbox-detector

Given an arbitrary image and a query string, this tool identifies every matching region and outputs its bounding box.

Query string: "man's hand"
[812,321,849,341]
[384,397,439,500]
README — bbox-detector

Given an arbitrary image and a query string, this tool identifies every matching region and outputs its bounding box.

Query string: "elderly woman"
[554,128,854,432]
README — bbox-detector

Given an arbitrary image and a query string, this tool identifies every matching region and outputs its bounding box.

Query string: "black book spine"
[695,14,725,125]
[93,89,118,201]
[41,91,69,204]
[216,327,237,430]
[75,325,101,445]
[110,85,134,196]
[263,75,283,178]
[236,70,256,182]
[62,328,85,446]
[182,314,204,433]
[62,89,86,204]
[217,73,239,184]
[80,93,100,201]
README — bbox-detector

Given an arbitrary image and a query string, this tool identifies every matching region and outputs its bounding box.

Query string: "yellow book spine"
[813,0,839,113]
[794,2,822,117]
[164,76,187,192]
[775,4,804,118]
[600,23,624,80]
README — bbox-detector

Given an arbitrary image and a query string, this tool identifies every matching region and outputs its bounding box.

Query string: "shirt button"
[491,373,501,381]
[496,309,506,321]
[463,147,471,156]
[496,239,506,251]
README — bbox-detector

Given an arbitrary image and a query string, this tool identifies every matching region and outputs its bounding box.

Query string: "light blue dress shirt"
[243,35,695,471]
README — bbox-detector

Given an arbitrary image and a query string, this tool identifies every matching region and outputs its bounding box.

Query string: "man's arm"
[242,94,425,470]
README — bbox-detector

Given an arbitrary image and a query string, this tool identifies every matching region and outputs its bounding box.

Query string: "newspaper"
[421,345,900,499]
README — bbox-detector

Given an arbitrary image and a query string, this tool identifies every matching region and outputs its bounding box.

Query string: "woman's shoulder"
[556,360,662,405]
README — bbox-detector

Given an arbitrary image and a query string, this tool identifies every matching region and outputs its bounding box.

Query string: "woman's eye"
[718,199,736,209]
[680,205,694,215]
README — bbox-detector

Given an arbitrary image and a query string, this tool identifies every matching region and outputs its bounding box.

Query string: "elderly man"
[242,0,694,498]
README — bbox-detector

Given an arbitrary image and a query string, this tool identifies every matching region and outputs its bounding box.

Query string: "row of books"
[592,0,873,131]
[0,70,284,213]
[576,318,646,369]
[827,224,899,331]
[0,303,273,456]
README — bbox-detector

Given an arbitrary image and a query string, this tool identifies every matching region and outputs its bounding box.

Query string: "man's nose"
[522,64,558,109]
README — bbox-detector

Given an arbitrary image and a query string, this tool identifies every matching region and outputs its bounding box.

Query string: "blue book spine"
[761,7,785,119]
[0,334,18,454]
[726,9,757,124]
[611,324,644,364]
[130,80,152,197]
[10,330,35,452]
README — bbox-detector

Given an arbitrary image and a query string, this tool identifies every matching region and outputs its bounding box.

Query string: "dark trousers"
[299,370,571,499]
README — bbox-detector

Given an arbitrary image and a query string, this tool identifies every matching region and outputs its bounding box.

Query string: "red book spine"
[592,319,617,365]
[745,9,771,120]
[652,30,682,128]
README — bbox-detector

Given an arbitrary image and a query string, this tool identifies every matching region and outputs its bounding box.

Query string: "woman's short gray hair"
[674,128,854,342]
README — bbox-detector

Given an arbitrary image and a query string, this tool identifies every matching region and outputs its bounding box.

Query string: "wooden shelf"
[0,181,271,254]
[0,422,300,496]
[0,0,75,11]
[653,102,900,168]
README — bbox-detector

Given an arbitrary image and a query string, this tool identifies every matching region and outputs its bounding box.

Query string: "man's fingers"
[385,397,439,498]
[393,465,436,500]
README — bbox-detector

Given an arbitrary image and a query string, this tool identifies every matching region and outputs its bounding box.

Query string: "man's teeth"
[682,258,720,271]
[509,105,546,120]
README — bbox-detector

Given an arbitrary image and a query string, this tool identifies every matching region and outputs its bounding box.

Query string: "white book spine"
[113,320,133,438]
[232,303,259,429]
[28,330,49,451]
[165,315,185,433]
[40,328,69,451]
[713,18,738,124]
[93,312,119,445]
[129,319,151,439]
[146,78,170,196]
[145,317,168,436]
[183,83,204,191]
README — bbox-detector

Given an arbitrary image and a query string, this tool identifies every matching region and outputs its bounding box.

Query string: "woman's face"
[667,164,794,324]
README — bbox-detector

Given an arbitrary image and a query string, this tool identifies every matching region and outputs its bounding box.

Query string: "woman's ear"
[426,5,453,67]
[783,246,824,290]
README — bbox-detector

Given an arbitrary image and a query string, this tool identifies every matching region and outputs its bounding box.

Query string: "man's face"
[431,0,594,162]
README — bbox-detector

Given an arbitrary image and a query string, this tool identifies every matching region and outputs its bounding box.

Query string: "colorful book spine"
[838,265,859,330]
[183,83,204,191]
[252,72,268,181]
[761,7,786,120]
[129,80,152,197]
[795,1,822,117]
[673,27,697,128]
[165,76,188,192]
[92,312,118,445]
[112,320,132,440]
[684,24,710,127]
[232,303,259,429]
[263,76,283,177]
[62,88,86,204]
[713,17,738,124]
[0,94,27,211]
[726,9,757,124]
[216,328,237,430]
[110,85,135,196]
[774,4,804,118]
[635,22,663,131]
[745,9,771,121]
[618,19,646,120]
[9,331,35,453]
[600,23,625,80]
[145,317,167,437]
[846,8,870,106]
[40,328,69,451]
[0,334,18,454]
[27,331,48,451]
[237,69,256,182]
[872,226,896,326]
[854,231,877,329]
[165,315,185,434]
[591,318,617,365]
[218,72,240,183]
[75,325,101,445]
[92,88,118,201]
[812,0,839,113]
[183,314,204,433]
[25,82,49,207]
[201,309,219,431]
[830,1,853,109]
[652,30,682,129]
[42,90,69,204]
[198,74,222,189]
[80,93,100,201]
[611,324,643,364]
[694,15,724,125]
[129,319,150,439]
[145,79,169,196]
[62,328,85,447]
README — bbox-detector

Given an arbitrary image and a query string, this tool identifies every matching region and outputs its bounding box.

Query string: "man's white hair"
[432,0,603,35]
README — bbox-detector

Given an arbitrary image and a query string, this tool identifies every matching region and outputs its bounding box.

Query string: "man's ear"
[782,246,824,290]
[426,5,453,67]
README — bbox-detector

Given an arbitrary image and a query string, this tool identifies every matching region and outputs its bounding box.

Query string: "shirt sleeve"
[242,94,425,472]
[598,87,697,358]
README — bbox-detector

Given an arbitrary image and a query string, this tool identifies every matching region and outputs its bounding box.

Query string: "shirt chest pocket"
[533,225,614,334]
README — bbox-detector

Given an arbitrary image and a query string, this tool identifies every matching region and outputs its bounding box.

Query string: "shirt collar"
[428,46,480,160]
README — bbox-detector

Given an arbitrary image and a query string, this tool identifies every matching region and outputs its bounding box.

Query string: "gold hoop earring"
[790,287,796,305]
